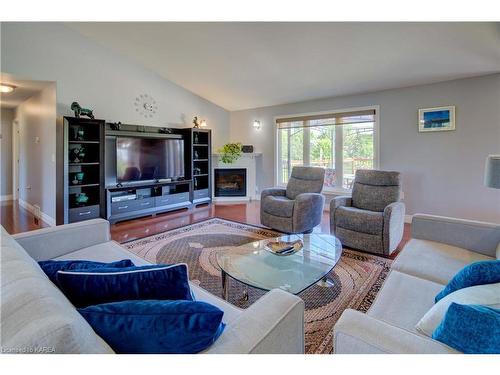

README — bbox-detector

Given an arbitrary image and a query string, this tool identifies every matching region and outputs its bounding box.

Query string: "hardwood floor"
[110,201,411,258]
[1,199,411,258]
[0,200,49,234]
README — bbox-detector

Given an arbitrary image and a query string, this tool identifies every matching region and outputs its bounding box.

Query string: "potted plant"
[218,142,243,164]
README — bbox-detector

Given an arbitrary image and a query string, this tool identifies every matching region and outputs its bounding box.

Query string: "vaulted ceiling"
[67,22,500,111]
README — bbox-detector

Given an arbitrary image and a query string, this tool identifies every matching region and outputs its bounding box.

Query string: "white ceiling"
[0,73,53,109]
[67,22,500,111]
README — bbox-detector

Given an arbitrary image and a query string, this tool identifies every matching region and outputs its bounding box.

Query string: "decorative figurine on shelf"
[194,132,199,144]
[193,167,202,175]
[71,102,95,119]
[72,172,85,185]
[75,193,89,206]
[110,122,122,131]
[192,116,200,129]
[159,127,172,134]
[70,146,86,163]
[75,126,85,141]
[194,150,199,160]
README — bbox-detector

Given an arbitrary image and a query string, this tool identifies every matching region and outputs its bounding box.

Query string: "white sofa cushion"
[0,227,113,354]
[392,239,493,285]
[53,240,151,266]
[367,270,443,332]
[415,282,500,337]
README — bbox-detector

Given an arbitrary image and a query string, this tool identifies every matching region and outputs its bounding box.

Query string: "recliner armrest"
[330,196,352,233]
[12,219,111,261]
[383,201,406,254]
[260,187,287,200]
[293,193,325,231]
[330,195,352,210]
[334,309,457,354]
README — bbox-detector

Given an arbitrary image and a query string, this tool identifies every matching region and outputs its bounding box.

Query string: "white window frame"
[274,105,380,195]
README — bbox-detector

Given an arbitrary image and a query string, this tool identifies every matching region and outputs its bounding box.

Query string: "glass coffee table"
[216,233,342,300]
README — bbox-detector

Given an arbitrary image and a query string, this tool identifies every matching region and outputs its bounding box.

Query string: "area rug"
[123,218,392,354]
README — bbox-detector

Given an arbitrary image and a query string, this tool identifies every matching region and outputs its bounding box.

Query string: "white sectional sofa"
[1,219,305,354]
[334,214,500,354]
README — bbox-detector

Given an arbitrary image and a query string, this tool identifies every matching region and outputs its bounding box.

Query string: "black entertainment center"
[56,118,212,225]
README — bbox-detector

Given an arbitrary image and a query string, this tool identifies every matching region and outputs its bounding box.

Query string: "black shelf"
[69,183,100,188]
[69,140,100,144]
[69,162,100,166]
[105,180,193,224]
[174,128,212,205]
[57,117,106,225]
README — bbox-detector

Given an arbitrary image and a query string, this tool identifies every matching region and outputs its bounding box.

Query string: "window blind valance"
[276,109,376,129]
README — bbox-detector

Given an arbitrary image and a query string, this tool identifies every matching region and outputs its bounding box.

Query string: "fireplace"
[214,168,247,197]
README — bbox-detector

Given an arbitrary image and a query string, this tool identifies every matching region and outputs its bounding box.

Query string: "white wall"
[14,85,57,222]
[230,74,500,223]
[1,22,230,225]
[0,22,230,148]
[0,108,14,198]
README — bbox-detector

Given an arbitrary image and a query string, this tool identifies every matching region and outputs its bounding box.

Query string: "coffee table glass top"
[216,234,342,295]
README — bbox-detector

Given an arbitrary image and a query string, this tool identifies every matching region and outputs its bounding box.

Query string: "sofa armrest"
[334,309,457,354]
[260,187,287,200]
[411,214,500,258]
[12,219,111,261]
[205,289,305,354]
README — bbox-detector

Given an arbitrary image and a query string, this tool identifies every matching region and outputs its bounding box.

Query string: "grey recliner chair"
[260,166,325,234]
[330,169,405,256]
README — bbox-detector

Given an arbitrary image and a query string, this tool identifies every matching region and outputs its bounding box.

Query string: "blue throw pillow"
[78,300,225,354]
[38,259,134,285]
[435,260,500,302]
[432,303,500,354]
[56,264,192,307]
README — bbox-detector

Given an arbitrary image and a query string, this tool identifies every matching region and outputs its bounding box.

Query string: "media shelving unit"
[176,128,212,206]
[103,124,211,224]
[105,180,192,224]
[56,117,105,225]
[58,121,212,225]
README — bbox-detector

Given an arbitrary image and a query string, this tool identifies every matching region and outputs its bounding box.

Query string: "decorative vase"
[76,127,85,141]
[75,193,89,206]
[72,172,85,185]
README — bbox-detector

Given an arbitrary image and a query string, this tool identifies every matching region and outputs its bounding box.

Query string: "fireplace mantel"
[211,153,262,202]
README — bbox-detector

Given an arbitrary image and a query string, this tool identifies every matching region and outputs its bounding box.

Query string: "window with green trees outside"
[276,108,377,191]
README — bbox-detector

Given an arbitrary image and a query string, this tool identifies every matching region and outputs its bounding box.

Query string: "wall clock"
[134,94,158,118]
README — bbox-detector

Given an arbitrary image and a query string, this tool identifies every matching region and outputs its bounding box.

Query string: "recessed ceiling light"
[0,84,16,93]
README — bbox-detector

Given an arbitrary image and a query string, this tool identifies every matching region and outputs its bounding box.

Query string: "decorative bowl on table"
[264,239,303,256]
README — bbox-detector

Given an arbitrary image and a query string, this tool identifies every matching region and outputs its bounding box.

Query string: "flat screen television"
[116,137,185,183]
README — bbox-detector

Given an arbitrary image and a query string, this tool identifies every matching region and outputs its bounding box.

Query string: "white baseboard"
[1,195,13,201]
[18,199,56,227]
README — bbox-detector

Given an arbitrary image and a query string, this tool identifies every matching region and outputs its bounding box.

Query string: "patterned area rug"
[123,218,392,354]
